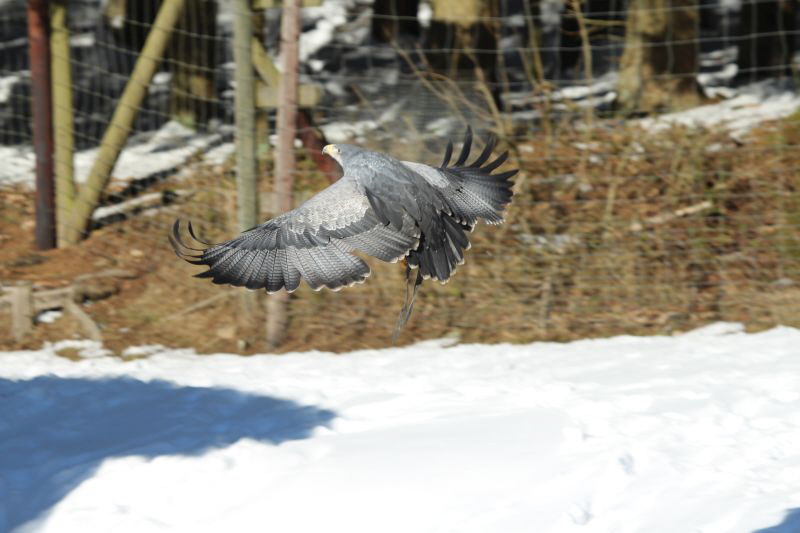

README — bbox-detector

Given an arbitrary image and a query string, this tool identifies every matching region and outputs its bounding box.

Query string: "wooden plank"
[252,38,321,108]
[32,286,74,312]
[432,0,485,25]
[251,36,280,86]
[65,300,102,341]
[9,283,34,341]
[255,80,321,108]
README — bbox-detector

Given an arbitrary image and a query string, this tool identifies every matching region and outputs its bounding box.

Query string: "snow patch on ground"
[638,85,800,137]
[0,121,221,187]
[2,324,800,532]
[320,100,404,143]
[201,141,235,166]
[298,0,354,63]
[0,74,20,103]
[34,310,63,325]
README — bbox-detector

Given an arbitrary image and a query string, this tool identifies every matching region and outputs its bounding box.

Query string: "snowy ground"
[2,323,800,532]
[0,121,224,187]
[637,81,800,138]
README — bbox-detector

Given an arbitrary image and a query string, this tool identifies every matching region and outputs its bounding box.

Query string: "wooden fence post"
[9,283,34,341]
[50,0,75,248]
[63,0,186,244]
[266,0,300,349]
[232,0,259,234]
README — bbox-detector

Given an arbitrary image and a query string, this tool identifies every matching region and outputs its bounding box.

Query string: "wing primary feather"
[194,248,241,280]
[168,229,189,259]
[170,220,205,253]
[493,169,519,181]
[471,136,496,168]
[441,140,453,168]
[482,151,509,173]
[453,126,473,167]
[187,220,212,245]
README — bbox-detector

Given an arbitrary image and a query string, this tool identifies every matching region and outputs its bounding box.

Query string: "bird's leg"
[392,262,423,344]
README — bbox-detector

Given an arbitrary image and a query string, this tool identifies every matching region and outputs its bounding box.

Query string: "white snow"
[298,0,353,64]
[2,324,800,532]
[0,74,20,103]
[320,100,404,143]
[201,141,235,166]
[417,1,432,28]
[638,87,800,137]
[0,121,221,187]
[34,310,63,325]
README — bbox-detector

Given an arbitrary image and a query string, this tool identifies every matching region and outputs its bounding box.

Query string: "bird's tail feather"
[406,212,469,282]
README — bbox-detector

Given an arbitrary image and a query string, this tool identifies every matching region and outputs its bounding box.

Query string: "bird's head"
[322,144,360,167]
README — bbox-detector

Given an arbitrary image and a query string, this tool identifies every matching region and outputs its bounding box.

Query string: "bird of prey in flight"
[170,127,516,334]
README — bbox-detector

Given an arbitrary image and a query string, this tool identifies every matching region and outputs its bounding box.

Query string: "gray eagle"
[170,128,515,330]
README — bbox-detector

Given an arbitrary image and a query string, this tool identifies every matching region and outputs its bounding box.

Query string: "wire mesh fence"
[1,0,799,352]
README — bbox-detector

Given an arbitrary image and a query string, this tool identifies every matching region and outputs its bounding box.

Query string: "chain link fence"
[1,0,799,352]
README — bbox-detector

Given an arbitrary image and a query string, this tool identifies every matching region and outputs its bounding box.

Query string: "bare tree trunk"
[616,0,703,114]
[232,0,260,340]
[169,0,218,128]
[266,0,300,350]
[736,0,797,84]
[371,0,419,42]
[426,0,498,80]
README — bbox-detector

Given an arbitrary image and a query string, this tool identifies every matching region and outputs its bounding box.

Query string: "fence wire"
[1,0,799,352]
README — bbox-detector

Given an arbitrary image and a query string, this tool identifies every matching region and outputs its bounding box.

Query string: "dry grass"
[2,112,800,353]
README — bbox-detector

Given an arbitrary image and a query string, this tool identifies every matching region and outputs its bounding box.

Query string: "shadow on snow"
[0,375,336,531]
[753,509,800,533]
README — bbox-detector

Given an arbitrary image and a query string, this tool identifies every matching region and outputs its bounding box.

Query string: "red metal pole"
[27,0,56,249]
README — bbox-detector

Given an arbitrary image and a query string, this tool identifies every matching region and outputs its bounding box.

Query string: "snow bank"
[0,121,221,187]
[638,84,800,137]
[2,325,800,532]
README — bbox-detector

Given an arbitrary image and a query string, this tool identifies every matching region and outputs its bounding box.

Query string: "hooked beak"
[322,145,335,157]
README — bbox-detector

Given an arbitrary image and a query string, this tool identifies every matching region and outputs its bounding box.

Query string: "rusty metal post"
[27,0,56,250]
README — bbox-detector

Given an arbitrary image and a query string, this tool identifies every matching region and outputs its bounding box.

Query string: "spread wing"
[402,128,516,228]
[170,177,420,293]
[337,128,515,283]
